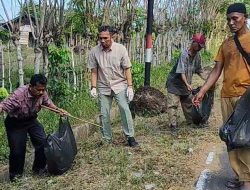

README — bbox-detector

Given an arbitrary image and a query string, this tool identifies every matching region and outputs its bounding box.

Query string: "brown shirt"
[0,85,55,119]
[88,42,131,95]
[215,32,250,98]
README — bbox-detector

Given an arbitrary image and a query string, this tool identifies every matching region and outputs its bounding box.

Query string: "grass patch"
[0,113,220,189]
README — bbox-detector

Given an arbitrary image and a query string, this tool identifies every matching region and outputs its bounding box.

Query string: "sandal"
[225,179,243,189]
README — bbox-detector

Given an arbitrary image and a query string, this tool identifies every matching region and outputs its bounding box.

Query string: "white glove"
[126,86,134,102]
[90,87,98,98]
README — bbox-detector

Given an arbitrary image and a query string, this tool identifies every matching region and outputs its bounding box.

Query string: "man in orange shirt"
[193,3,250,189]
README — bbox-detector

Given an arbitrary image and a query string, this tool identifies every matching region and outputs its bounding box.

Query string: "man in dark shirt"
[0,74,67,181]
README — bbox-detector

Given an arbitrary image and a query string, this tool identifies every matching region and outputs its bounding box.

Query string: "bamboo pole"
[41,105,102,128]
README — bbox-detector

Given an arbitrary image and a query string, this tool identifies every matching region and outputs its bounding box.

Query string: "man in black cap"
[193,3,250,190]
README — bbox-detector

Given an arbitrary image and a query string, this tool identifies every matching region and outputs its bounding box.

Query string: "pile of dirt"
[130,86,168,117]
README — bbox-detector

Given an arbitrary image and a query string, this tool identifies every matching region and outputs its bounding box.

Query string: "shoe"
[225,179,243,188]
[127,137,139,147]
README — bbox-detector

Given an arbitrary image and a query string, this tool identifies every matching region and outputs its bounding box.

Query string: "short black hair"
[99,25,115,34]
[30,74,47,86]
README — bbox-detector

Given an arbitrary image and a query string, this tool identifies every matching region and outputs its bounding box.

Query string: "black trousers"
[4,115,47,180]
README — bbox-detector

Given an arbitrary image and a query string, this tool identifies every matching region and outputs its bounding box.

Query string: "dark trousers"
[4,116,47,180]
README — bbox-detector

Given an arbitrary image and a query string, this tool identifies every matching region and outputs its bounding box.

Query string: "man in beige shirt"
[88,25,138,147]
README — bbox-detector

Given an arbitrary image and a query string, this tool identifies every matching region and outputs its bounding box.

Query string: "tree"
[0,0,24,86]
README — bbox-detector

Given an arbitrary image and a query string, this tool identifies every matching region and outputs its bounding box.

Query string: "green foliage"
[133,8,146,32]
[201,50,213,65]
[0,30,10,44]
[0,87,9,101]
[66,1,101,39]
[131,62,144,90]
[171,49,181,64]
[201,21,214,36]
[151,64,172,91]
[0,122,8,162]
[48,46,71,67]
[48,45,74,105]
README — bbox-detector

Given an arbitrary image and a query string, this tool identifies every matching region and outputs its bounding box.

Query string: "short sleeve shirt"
[175,49,202,84]
[88,42,131,95]
[215,32,250,98]
[166,49,202,96]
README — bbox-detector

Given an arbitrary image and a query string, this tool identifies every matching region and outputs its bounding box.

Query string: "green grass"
[151,63,172,91]
[0,46,219,189]
[0,119,220,189]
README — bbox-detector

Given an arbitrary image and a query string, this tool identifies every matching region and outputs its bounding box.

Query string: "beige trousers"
[167,92,193,126]
[221,97,250,181]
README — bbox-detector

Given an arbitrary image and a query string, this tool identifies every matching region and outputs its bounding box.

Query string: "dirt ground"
[0,74,226,190]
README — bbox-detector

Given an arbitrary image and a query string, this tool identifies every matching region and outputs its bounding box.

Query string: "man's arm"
[181,73,192,91]
[193,61,223,105]
[124,68,133,86]
[91,68,98,88]
[200,61,223,94]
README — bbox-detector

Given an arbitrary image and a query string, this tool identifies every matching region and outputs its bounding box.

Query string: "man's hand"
[186,84,193,91]
[127,86,134,102]
[192,91,205,106]
[90,87,98,98]
[57,108,70,116]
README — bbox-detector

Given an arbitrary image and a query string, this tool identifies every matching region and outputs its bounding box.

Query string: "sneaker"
[127,137,139,147]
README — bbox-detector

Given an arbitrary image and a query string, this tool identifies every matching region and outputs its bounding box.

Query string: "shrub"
[171,49,181,64]
[201,50,213,65]
[0,87,9,101]
[131,62,144,90]
[48,45,74,105]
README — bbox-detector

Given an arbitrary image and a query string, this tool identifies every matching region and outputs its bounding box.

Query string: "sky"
[0,0,20,22]
[0,0,250,27]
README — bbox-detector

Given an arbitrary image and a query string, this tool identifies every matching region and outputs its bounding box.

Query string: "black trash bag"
[44,117,77,175]
[191,87,215,125]
[219,88,250,149]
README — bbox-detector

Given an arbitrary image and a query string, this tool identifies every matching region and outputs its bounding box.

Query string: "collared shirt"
[166,49,202,96]
[175,49,202,84]
[215,32,250,98]
[88,42,131,95]
[0,85,55,119]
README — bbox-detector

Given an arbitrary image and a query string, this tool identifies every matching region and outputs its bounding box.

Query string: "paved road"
[204,150,237,190]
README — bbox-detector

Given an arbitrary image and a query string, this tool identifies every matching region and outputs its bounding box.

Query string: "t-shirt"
[166,49,203,96]
[215,32,250,98]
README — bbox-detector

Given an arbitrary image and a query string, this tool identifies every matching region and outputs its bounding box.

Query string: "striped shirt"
[0,85,55,119]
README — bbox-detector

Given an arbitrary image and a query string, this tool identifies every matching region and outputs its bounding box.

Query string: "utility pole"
[144,0,154,86]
